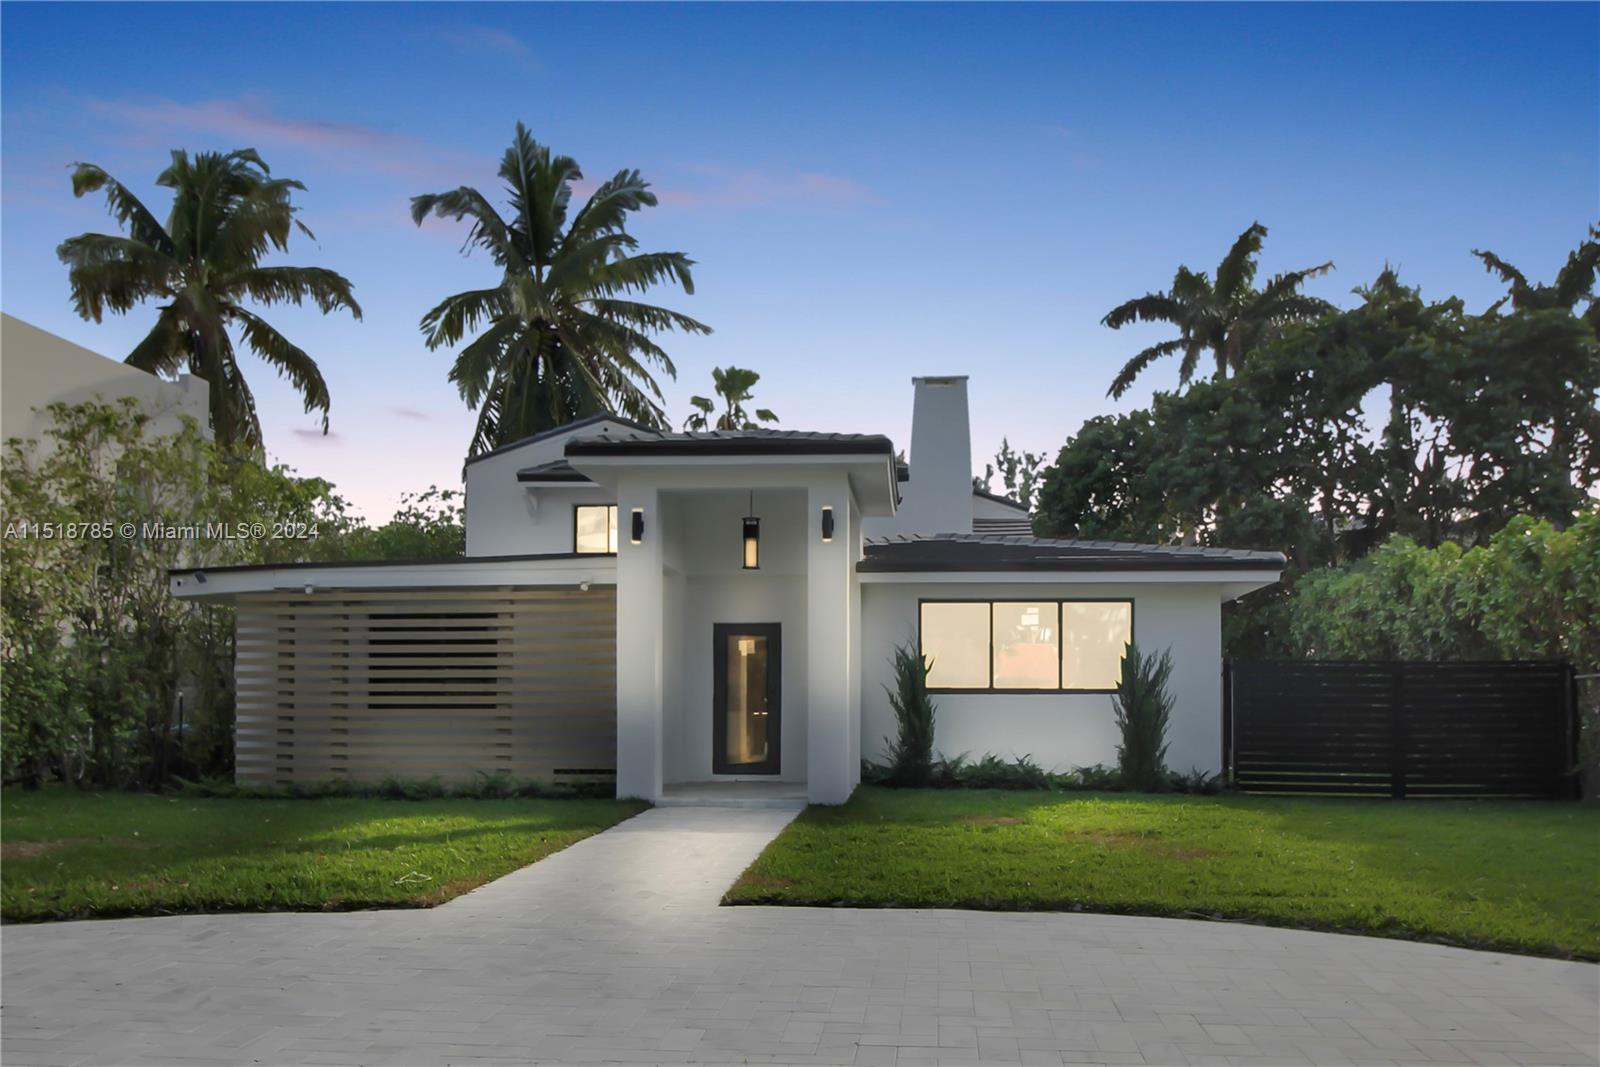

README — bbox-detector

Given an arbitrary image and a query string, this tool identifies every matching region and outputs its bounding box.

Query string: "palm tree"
[683,366,778,431]
[57,149,360,450]
[1473,224,1599,326]
[1102,223,1333,399]
[412,123,711,456]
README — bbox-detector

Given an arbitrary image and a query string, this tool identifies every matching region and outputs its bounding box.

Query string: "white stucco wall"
[462,418,638,557]
[666,488,810,784]
[864,376,973,538]
[859,580,1225,776]
[1,313,209,448]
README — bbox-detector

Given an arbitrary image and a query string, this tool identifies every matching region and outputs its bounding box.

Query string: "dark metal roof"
[516,460,593,484]
[565,429,896,458]
[857,534,1287,573]
[171,552,592,578]
[463,414,657,469]
[972,487,1028,511]
[973,517,1035,536]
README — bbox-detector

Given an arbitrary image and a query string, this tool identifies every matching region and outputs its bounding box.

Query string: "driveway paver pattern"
[2,805,1595,1067]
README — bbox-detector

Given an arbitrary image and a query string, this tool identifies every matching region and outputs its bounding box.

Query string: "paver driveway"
[2,805,1596,1067]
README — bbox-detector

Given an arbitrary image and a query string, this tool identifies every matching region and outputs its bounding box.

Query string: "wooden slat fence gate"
[1223,660,1578,798]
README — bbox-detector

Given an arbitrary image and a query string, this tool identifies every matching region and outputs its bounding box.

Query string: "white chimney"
[899,375,972,536]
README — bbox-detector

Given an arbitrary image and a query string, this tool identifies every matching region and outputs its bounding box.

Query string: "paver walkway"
[2,806,1596,1067]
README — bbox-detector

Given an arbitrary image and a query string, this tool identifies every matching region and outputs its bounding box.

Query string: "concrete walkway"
[2,806,1595,1067]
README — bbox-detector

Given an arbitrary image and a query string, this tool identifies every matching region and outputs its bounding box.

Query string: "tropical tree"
[683,366,777,431]
[1103,222,1333,399]
[1472,224,1600,320]
[57,149,361,450]
[413,123,711,455]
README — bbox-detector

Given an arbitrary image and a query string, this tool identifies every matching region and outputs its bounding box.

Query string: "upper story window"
[574,504,619,555]
[918,599,1132,693]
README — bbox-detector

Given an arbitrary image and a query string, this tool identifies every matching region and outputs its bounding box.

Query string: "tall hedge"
[1287,511,1598,670]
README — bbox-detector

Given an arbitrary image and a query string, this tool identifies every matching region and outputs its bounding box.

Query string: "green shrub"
[882,641,937,787]
[1166,767,1222,794]
[172,773,615,801]
[1058,763,1122,791]
[955,753,1051,790]
[1112,642,1175,792]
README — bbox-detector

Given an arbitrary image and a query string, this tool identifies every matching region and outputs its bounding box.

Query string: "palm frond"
[229,307,332,427]
[222,266,361,318]
[67,163,175,255]
[447,318,522,408]
[590,251,697,297]
[1101,292,1185,331]
[419,287,510,350]
[582,298,712,336]
[1553,228,1600,309]
[56,233,179,320]
[1471,249,1529,295]
[1107,339,1185,399]
[1256,261,1334,306]
[124,307,188,377]
[563,169,657,249]
[1214,222,1267,299]
[499,122,582,267]
[411,187,525,270]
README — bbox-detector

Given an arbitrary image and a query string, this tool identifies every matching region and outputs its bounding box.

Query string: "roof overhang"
[856,568,1284,600]
[170,553,616,602]
[567,451,900,516]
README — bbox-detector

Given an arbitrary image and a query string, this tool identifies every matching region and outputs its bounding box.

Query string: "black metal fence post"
[1221,660,1234,786]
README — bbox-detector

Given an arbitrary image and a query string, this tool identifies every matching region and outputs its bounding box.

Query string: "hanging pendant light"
[742,489,760,570]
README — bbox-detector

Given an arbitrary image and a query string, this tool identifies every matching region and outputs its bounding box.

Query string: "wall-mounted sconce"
[742,490,760,570]
[820,506,835,543]
[630,508,645,544]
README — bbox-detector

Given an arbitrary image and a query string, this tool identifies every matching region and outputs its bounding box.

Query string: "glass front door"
[712,623,781,775]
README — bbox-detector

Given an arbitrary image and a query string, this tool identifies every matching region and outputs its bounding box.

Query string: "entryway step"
[657,783,808,809]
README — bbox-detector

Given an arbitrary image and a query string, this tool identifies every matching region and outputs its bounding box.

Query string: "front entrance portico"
[567,437,896,805]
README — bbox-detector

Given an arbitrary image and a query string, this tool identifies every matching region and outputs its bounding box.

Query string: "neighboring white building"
[171,376,1283,803]
[1,314,210,448]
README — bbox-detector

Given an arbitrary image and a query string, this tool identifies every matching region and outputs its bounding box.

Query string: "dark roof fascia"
[462,414,657,470]
[170,552,592,578]
[857,538,1286,574]
[515,466,593,484]
[856,557,1284,573]
[565,434,896,458]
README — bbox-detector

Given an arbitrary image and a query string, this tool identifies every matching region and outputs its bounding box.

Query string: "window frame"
[916,597,1135,695]
[572,503,619,556]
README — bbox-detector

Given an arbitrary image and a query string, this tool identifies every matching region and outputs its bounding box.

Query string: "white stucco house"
[1,313,210,449]
[171,376,1283,804]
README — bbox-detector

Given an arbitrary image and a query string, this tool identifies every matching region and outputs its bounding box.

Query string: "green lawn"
[1,788,646,922]
[726,787,1600,960]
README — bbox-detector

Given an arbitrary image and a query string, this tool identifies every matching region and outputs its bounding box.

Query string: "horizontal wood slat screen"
[234,587,617,786]
[1224,660,1577,798]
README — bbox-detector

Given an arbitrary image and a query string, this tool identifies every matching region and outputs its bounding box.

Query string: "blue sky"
[3,2,1595,519]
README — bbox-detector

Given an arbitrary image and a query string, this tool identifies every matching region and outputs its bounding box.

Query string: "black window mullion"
[987,601,995,690]
[1055,600,1064,690]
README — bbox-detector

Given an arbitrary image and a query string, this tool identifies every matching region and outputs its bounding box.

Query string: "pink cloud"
[83,95,470,181]
[291,427,341,443]
[388,407,432,421]
[436,25,537,67]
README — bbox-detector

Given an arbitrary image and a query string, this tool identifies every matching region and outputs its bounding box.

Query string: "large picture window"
[919,599,1132,692]
[574,504,619,554]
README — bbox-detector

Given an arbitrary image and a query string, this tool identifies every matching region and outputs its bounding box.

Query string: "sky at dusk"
[3,2,1596,520]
